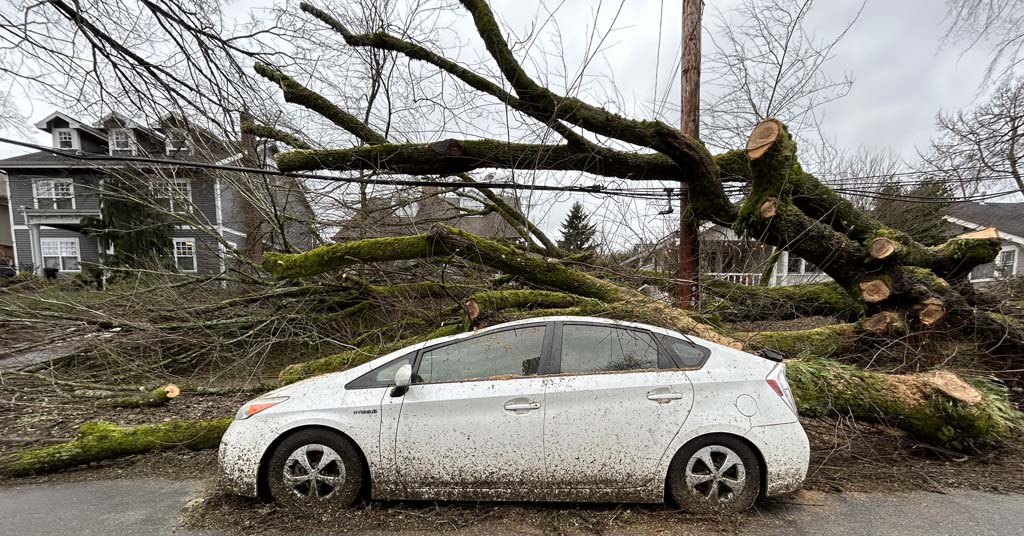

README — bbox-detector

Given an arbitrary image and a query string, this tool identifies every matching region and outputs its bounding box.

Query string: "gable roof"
[945,202,1024,242]
[33,111,109,140]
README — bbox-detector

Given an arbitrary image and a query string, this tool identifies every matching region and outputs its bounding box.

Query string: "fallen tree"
[0,418,231,478]
[241,0,1024,363]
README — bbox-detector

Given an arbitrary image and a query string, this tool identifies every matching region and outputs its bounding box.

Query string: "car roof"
[400,316,701,355]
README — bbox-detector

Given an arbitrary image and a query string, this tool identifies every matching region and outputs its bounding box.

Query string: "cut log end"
[863,311,901,334]
[163,384,180,399]
[759,198,778,219]
[919,370,983,404]
[957,226,999,241]
[464,299,481,322]
[918,299,945,326]
[868,237,898,259]
[858,279,892,303]
[745,119,783,160]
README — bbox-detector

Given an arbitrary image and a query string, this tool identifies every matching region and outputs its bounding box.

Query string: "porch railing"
[705,272,762,286]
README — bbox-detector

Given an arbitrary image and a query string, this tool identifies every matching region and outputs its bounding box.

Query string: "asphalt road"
[0,478,1022,535]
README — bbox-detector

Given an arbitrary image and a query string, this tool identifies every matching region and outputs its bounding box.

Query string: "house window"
[971,248,1017,281]
[153,178,192,213]
[110,128,134,154]
[33,179,75,209]
[165,128,191,155]
[996,249,1016,277]
[173,239,196,272]
[56,129,74,150]
[40,238,80,271]
[787,255,803,274]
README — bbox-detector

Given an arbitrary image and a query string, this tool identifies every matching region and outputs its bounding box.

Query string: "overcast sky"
[0,0,1006,240]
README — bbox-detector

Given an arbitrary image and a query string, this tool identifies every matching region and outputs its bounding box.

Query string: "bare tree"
[944,0,1024,83]
[920,75,1024,197]
[700,0,862,152]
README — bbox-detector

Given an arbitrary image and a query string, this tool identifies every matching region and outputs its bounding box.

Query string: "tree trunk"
[0,418,231,477]
[788,358,1022,451]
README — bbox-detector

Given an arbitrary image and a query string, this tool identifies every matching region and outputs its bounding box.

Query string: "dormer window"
[56,129,74,150]
[165,128,191,155]
[110,128,135,155]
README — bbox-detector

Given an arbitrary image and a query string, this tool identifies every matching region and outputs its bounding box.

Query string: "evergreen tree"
[558,201,598,252]
[80,174,175,269]
[870,178,952,246]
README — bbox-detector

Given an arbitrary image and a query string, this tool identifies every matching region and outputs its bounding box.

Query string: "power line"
[1,136,1020,204]
[0,137,607,195]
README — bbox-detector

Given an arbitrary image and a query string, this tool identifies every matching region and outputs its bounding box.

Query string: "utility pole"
[677,0,702,309]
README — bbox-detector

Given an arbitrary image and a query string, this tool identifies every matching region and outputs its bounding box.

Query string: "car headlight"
[234,396,289,420]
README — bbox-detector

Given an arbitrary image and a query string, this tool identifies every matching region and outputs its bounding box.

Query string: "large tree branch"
[254,63,388,145]
[299,1,736,223]
[255,62,562,252]
[274,138,683,180]
[262,225,739,346]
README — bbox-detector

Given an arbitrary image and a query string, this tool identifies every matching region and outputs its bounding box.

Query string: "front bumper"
[745,421,809,496]
[218,419,276,498]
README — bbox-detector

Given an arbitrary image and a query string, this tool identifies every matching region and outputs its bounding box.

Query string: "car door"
[393,323,551,490]
[543,322,695,489]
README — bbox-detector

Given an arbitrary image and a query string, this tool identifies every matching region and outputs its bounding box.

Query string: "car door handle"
[647,392,683,401]
[504,400,541,411]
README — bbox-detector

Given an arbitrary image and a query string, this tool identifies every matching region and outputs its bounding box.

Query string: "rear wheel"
[667,435,761,513]
[266,429,364,509]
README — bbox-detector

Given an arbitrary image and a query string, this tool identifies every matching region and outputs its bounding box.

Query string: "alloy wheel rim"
[282,443,346,500]
[684,445,747,504]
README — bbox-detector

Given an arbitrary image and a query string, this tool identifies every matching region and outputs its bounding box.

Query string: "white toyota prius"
[219,316,809,512]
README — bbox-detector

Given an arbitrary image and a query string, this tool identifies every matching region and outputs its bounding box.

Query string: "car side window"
[346,353,414,389]
[660,335,710,369]
[417,326,546,383]
[560,325,660,374]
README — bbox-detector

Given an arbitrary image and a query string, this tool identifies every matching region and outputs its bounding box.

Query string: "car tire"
[667,435,762,513]
[266,429,364,509]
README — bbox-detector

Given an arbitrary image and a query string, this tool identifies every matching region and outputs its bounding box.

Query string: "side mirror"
[391,363,413,397]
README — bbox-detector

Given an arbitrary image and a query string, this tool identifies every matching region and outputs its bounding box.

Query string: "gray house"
[0,111,314,276]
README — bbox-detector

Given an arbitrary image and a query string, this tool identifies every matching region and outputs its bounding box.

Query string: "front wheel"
[667,435,762,513]
[266,429,364,509]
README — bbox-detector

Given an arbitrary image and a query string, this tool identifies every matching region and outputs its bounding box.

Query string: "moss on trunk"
[0,418,231,477]
[705,280,862,322]
[744,324,857,357]
[278,324,465,385]
[788,358,1023,451]
[95,385,175,408]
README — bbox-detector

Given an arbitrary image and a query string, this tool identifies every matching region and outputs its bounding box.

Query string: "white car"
[219,316,809,512]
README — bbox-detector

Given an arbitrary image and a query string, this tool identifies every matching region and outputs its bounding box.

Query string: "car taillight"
[766,363,798,416]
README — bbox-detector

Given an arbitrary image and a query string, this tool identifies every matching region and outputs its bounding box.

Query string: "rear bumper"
[745,421,809,496]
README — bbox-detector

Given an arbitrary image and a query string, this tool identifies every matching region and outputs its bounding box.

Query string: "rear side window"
[347,353,414,389]
[417,326,546,383]
[660,335,710,369]
[560,325,660,374]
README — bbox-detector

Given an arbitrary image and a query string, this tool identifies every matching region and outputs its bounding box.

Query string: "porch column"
[27,223,42,275]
